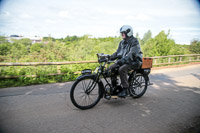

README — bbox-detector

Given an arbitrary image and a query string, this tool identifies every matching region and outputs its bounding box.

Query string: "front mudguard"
[76,74,96,80]
[76,74,105,98]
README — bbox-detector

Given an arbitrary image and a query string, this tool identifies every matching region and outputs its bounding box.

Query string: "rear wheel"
[70,77,101,110]
[129,74,148,98]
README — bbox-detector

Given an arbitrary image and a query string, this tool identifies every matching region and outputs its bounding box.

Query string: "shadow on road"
[0,70,200,133]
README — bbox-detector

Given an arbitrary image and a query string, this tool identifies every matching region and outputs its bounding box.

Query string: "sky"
[0,0,200,44]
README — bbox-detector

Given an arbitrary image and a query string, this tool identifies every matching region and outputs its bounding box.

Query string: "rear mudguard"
[128,69,150,82]
[76,74,105,98]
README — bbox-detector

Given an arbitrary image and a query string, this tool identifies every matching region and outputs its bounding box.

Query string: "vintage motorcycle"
[70,53,152,110]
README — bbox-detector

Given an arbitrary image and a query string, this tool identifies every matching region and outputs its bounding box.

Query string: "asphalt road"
[0,64,200,133]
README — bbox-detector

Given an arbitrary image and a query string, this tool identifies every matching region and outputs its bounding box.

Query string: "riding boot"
[118,88,128,97]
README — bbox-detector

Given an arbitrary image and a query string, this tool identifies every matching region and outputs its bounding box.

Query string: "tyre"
[70,76,101,110]
[129,74,148,98]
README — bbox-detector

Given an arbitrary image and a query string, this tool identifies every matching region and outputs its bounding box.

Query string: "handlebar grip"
[99,58,107,63]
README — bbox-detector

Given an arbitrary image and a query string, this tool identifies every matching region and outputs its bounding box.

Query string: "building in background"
[7,35,42,44]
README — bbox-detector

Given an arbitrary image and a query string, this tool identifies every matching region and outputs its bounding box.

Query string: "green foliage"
[141,30,152,45]
[0,42,12,55]
[189,39,200,54]
[0,32,197,88]
[17,38,32,46]
[135,32,142,44]
[141,30,189,57]
[43,36,56,41]
[30,43,44,53]
[10,43,28,60]
[0,36,7,43]
[0,36,11,56]
[64,35,79,45]
[169,44,190,55]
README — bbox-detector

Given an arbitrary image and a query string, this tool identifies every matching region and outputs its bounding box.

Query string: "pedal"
[104,95,111,100]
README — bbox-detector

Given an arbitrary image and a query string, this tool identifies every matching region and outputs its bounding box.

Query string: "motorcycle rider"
[109,25,143,97]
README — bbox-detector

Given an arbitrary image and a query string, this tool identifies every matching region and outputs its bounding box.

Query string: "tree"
[141,30,152,45]
[135,32,142,44]
[10,42,28,59]
[18,38,32,46]
[0,36,7,44]
[135,32,140,39]
[169,44,190,55]
[142,30,175,57]
[189,40,200,54]
[30,43,44,53]
[0,36,11,55]
[43,37,55,41]
[0,43,12,55]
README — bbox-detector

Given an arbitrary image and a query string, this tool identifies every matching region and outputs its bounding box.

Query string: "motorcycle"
[70,53,152,110]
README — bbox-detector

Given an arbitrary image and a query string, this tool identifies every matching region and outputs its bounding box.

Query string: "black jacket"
[111,36,143,68]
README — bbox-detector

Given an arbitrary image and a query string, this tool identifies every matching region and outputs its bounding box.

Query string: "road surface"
[0,64,200,133]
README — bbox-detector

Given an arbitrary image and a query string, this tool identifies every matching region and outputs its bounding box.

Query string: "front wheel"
[70,76,101,110]
[129,74,148,98]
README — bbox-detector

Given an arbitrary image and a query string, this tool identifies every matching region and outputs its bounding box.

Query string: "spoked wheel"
[129,74,148,98]
[70,77,101,110]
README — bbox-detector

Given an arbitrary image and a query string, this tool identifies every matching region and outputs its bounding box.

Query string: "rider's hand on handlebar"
[107,55,111,60]
[117,58,125,66]
[99,58,108,63]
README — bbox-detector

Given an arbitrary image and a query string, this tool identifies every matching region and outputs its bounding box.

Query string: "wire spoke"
[130,75,146,95]
[73,78,99,107]
[81,80,86,91]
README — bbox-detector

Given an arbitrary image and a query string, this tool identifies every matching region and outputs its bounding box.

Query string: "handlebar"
[97,53,117,64]
[98,58,108,63]
[97,53,120,65]
[97,53,109,63]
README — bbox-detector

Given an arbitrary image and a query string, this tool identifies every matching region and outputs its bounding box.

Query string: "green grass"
[0,63,99,88]
[0,73,78,88]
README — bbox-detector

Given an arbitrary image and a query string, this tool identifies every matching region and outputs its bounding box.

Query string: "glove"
[117,59,125,66]
[109,55,117,61]
[107,55,110,59]
[117,55,122,59]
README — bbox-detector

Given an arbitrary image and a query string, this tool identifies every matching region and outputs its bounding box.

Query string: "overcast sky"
[0,0,200,44]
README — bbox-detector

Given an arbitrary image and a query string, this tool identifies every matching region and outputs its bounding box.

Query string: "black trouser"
[109,63,132,88]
